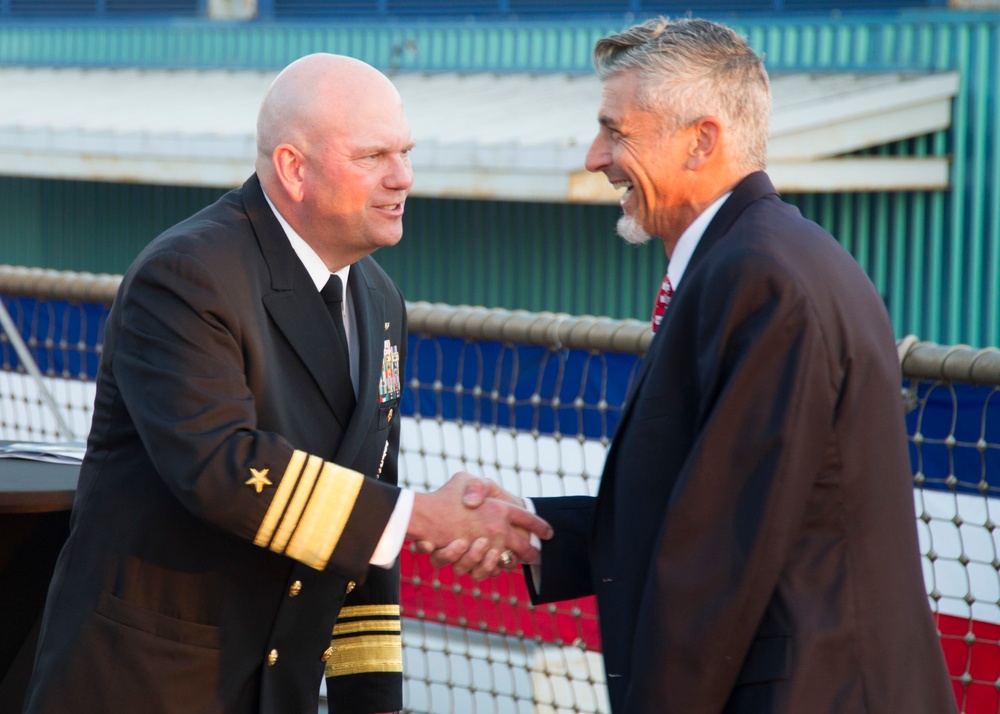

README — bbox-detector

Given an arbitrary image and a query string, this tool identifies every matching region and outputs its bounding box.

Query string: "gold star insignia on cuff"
[246,467,272,493]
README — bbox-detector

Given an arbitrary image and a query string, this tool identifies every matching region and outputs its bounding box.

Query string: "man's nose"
[387,155,414,191]
[585,134,611,173]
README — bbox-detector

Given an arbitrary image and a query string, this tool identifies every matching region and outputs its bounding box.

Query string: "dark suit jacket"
[528,172,955,713]
[23,175,407,714]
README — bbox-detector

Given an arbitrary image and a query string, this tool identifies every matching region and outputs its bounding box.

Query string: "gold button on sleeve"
[346,581,356,594]
[321,646,334,662]
[288,580,302,597]
[267,649,279,666]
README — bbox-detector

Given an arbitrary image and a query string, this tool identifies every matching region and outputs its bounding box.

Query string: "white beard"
[616,214,653,246]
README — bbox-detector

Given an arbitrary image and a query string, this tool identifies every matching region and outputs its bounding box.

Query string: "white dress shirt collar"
[666,191,732,290]
[260,190,351,292]
[261,188,358,395]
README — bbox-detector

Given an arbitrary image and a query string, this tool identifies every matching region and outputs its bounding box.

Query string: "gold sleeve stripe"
[285,460,364,570]
[333,620,402,636]
[324,634,403,677]
[271,453,324,553]
[253,450,306,547]
[337,604,400,619]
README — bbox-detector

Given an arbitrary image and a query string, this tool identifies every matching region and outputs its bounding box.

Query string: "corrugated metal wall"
[0,11,997,346]
[0,14,969,72]
[0,21,609,70]
[0,178,226,273]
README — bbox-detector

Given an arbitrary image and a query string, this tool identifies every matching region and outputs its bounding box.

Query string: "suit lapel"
[242,174,357,430]
[603,172,779,467]
[337,257,386,465]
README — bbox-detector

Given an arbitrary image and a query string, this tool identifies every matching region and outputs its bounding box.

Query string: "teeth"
[611,181,633,200]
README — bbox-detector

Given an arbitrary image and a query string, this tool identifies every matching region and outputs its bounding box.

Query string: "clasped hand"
[407,471,550,581]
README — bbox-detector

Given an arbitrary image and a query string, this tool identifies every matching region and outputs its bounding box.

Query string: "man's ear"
[272,143,306,202]
[686,117,721,171]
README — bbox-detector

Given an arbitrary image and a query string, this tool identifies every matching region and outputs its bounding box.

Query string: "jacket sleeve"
[111,248,399,581]
[324,563,403,714]
[625,250,839,712]
[525,496,597,604]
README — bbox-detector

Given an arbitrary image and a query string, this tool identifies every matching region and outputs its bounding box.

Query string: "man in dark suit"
[445,17,956,714]
[22,54,550,714]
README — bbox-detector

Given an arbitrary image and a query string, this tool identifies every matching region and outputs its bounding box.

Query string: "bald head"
[256,54,402,179]
[253,53,414,270]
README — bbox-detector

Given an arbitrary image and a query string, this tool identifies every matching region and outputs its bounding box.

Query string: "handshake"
[405,471,552,581]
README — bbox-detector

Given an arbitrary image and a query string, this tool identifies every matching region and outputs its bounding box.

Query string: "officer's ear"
[272,143,307,203]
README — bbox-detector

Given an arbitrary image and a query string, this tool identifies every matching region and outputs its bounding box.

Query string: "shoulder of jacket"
[357,256,403,298]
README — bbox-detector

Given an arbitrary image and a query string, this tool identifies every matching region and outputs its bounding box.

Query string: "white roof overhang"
[0,67,959,199]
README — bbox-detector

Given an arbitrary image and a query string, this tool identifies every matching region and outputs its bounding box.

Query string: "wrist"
[405,491,432,542]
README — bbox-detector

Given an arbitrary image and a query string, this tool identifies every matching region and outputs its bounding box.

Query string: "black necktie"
[321,275,350,355]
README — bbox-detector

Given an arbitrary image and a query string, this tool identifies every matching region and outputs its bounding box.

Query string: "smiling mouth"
[611,180,633,206]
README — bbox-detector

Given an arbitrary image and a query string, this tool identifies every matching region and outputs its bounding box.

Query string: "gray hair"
[594,17,771,172]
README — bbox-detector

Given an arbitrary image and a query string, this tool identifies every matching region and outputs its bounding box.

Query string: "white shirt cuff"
[370,488,414,568]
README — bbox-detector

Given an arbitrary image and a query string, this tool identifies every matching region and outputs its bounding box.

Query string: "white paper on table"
[0,441,87,464]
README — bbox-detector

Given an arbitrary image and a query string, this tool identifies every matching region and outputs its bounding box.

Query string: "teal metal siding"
[0,12,992,73]
[0,21,612,72]
[0,178,225,273]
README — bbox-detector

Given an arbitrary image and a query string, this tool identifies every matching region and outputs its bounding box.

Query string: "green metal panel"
[0,178,226,274]
[0,177,44,268]
[0,20,616,72]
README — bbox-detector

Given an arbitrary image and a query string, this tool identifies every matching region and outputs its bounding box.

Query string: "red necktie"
[651,274,673,332]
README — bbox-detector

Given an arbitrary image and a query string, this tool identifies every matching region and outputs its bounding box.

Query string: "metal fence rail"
[0,264,995,713]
